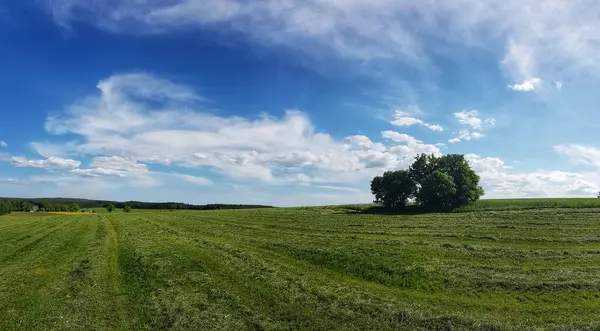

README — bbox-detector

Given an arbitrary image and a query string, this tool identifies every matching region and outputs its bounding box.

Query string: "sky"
[1,0,599,206]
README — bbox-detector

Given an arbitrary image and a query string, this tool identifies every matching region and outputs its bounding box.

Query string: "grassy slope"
[2,205,600,330]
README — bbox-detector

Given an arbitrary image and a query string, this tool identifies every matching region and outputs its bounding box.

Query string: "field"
[2,202,600,330]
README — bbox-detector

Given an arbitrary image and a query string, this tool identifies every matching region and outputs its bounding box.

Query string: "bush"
[106,204,116,213]
[123,205,131,213]
[371,154,484,211]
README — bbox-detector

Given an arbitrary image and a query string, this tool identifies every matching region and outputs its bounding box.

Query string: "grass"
[1,202,600,330]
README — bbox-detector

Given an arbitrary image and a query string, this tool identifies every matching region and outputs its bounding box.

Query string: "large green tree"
[371,154,484,210]
[371,170,415,209]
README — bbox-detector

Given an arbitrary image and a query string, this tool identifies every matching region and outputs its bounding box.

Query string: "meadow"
[2,200,600,330]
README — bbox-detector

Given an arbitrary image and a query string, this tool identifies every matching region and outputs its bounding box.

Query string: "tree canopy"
[106,204,116,213]
[371,154,484,211]
[123,205,132,213]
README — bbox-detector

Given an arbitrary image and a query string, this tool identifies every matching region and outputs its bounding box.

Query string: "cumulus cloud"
[11,156,81,169]
[454,110,495,130]
[449,110,495,143]
[507,78,541,92]
[465,153,599,198]
[0,141,7,147]
[33,73,443,187]
[382,131,441,156]
[391,109,444,131]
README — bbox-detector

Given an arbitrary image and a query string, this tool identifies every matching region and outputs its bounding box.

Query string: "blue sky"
[1,0,599,206]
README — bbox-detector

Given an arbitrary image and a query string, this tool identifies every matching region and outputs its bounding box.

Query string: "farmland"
[2,202,600,330]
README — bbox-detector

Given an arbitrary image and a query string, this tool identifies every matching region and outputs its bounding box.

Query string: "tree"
[69,203,80,212]
[40,201,54,212]
[106,204,116,213]
[416,171,457,210]
[371,170,415,209]
[20,201,34,212]
[0,200,11,216]
[371,153,484,211]
[123,205,132,213]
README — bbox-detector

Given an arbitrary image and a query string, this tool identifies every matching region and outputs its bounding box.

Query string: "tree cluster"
[371,154,484,211]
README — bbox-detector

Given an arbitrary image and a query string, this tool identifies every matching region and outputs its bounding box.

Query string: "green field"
[2,204,600,330]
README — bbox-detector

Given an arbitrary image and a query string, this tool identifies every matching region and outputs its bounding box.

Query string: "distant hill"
[0,197,273,211]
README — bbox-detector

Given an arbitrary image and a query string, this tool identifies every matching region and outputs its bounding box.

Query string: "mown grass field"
[2,202,600,330]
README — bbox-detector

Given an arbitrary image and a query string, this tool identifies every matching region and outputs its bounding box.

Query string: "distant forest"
[0,197,273,212]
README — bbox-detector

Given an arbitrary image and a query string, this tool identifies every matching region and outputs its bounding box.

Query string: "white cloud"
[555,81,563,91]
[346,135,379,150]
[454,110,494,130]
[32,73,445,189]
[425,124,444,132]
[507,77,541,92]
[42,0,600,81]
[0,141,7,147]
[173,173,212,186]
[382,131,441,156]
[391,109,443,131]
[553,144,600,168]
[465,154,509,172]
[11,156,81,170]
[453,130,484,142]
[71,168,126,178]
[449,110,495,143]
[70,156,149,178]
[465,153,599,198]
[382,130,419,144]
[90,156,149,175]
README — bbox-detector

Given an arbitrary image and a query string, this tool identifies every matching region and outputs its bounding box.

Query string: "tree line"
[371,153,484,211]
[0,198,273,213]
[113,201,273,210]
